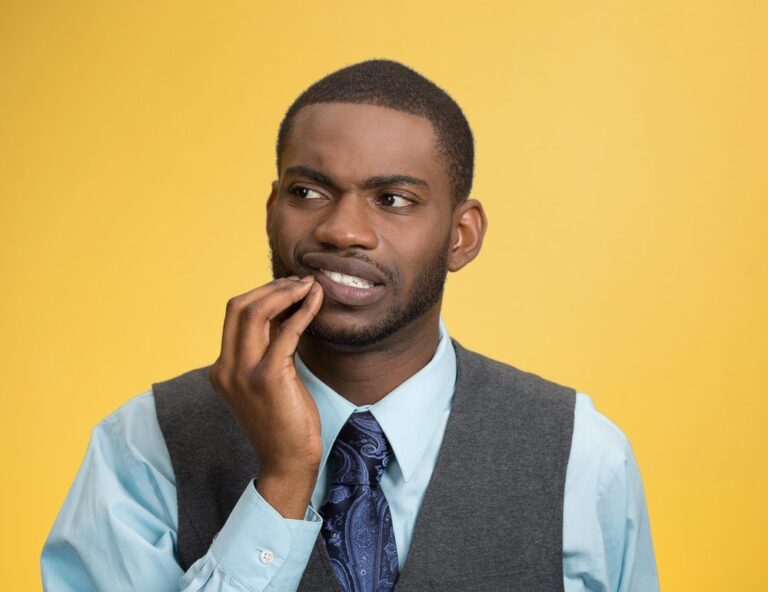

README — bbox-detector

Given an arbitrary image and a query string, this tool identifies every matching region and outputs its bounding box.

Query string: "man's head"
[267,59,486,349]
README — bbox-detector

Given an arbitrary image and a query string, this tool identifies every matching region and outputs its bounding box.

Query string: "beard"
[269,235,449,348]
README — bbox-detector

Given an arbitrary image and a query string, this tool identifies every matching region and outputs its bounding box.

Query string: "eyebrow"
[284,165,430,191]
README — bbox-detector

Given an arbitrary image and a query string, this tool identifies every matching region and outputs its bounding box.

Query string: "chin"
[305,314,391,349]
[309,299,437,349]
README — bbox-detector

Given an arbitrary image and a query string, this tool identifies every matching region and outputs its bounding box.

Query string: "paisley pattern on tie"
[320,411,399,592]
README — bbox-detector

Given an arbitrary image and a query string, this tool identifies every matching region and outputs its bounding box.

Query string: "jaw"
[304,294,442,354]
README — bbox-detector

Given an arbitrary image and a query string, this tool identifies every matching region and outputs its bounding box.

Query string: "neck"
[297,308,442,407]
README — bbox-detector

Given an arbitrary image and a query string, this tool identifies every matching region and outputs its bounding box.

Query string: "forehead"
[282,102,447,191]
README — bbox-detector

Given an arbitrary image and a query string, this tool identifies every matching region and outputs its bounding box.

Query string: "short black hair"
[275,59,474,208]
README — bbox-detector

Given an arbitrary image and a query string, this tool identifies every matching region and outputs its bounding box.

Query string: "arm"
[597,439,660,592]
[181,480,322,591]
[43,275,326,591]
[41,395,321,591]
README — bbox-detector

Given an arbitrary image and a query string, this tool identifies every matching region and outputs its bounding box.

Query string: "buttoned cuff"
[210,479,322,589]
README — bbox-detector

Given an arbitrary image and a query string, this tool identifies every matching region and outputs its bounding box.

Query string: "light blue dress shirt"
[41,318,659,591]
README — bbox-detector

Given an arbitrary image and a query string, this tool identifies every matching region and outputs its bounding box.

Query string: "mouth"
[317,269,377,289]
[310,267,387,307]
[300,252,388,307]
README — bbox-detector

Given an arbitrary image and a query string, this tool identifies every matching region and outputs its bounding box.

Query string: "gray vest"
[153,339,576,591]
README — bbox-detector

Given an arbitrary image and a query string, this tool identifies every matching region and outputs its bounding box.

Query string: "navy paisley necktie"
[319,411,399,592]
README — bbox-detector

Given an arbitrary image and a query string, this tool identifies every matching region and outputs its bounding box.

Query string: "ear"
[447,198,487,272]
[265,180,279,234]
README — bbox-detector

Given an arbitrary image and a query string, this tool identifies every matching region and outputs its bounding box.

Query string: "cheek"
[393,237,443,281]
[270,208,305,250]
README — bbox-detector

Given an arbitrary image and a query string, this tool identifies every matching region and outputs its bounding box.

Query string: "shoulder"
[573,392,631,459]
[453,341,633,478]
[101,389,157,434]
[567,392,633,494]
[152,363,225,424]
[452,339,577,404]
[95,388,175,485]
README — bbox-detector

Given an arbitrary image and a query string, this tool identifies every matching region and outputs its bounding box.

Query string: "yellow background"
[2,1,766,589]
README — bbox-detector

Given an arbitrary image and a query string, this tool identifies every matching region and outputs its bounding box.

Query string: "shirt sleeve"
[180,482,322,591]
[597,439,660,592]
[41,393,322,591]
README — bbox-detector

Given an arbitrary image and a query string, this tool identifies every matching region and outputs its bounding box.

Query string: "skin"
[210,102,487,518]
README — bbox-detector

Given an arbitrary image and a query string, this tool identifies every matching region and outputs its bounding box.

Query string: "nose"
[313,193,378,251]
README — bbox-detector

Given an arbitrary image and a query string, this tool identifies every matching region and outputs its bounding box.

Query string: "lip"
[301,253,389,307]
[302,253,386,286]
[312,269,387,307]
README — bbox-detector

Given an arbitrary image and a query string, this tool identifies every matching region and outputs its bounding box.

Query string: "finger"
[236,277,317,369]
[216,277,299,373]
[264,282,324,368]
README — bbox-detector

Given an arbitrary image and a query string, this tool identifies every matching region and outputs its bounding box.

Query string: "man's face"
[267,102,455,348]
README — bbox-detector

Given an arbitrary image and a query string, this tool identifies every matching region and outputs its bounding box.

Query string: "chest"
[304,398,572,590]
[154,341,576,591]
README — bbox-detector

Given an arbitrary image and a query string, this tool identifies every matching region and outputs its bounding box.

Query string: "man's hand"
[209,275,324,519]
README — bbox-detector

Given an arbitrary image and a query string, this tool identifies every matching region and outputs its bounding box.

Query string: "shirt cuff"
[210,480,322,589]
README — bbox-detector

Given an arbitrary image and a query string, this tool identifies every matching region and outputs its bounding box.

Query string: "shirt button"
[259,549,274,564]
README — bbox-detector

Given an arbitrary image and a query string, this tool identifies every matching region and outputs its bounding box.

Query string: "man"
[42,59,659,591]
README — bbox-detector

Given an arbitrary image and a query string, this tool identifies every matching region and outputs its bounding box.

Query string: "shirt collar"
[294,316,457,483]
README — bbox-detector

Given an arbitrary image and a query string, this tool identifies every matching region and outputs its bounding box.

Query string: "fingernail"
[311,283,321,291]
[300,275,314,283]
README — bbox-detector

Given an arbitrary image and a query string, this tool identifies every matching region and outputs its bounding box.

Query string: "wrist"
[256,472,317,520]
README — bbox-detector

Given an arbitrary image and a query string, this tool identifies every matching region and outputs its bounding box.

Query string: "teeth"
[320,269,375,289]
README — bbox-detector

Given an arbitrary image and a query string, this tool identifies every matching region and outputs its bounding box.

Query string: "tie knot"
[329,411,394,487]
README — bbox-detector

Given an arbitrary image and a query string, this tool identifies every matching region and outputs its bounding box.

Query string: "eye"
[377,193,414,208]
[289,185,324,200]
